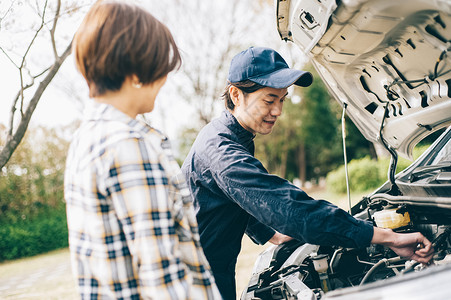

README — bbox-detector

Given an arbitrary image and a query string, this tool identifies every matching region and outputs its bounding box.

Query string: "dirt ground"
[0,236,265,299]
[0,188,357,299]
[0,248,77,300]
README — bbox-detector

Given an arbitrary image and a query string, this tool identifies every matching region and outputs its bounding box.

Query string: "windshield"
[406,128,451,182]
[431,136,451,165]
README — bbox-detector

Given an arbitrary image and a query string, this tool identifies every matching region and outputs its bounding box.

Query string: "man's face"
[232,86,288,135]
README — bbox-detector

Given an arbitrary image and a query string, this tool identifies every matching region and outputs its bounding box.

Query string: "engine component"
[372,209,411,229]
[311,254,332,292]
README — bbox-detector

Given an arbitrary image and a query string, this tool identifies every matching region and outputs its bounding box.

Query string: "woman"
[64,1,220,299]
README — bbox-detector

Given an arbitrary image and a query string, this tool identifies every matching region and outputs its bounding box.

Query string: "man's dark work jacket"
[181,109,374,300]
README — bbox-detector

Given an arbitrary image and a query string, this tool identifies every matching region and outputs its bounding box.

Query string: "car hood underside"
[277,0,451,159]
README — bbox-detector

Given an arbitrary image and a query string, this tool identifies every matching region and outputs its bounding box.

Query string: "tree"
[0,123,75,260]
[0,124,74,223]
[255,94,304,179]
[297,69,342,182]
[0,0,91,169]
[161,0,309,159]
[255,63,375,185]
[253,62,339,183]
[142,0,288,129]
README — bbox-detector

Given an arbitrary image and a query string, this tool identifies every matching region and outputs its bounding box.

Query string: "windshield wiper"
[410,161,451,182]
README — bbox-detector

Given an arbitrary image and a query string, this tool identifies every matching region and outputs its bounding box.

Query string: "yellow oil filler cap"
[373,209,411,229]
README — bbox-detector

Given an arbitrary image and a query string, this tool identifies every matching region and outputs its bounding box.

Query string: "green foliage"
[255,95,303,180]
[175,127,201,165]
[0,126,69,223]
[342,116,377,160]
[0,125,72,261]
[326,145,431,194]
[0,208,68,261]
[254,64,374,182]
[296,74,342,180]
[326,157,382,194]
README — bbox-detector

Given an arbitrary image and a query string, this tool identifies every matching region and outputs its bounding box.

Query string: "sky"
[0,0,185,141]
[0,0,307,143]
[0,56,81,128]
[0,53,194,141]
[0,0,90,136]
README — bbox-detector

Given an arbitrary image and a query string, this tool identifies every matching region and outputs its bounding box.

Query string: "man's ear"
[229,85,242,107]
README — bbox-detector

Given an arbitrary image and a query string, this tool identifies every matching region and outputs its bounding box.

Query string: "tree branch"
[0,46,19,69]
[0,41,73,169]
[19,0,49,116]
[50,0,62,58]
[8,66,51,136]
[0,0,16,30]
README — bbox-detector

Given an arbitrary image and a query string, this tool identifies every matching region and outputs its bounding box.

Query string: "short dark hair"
[222,80,265,110]
[73,1,181,97]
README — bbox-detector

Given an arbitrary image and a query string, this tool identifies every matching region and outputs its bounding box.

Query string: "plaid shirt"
[64,102,220,299]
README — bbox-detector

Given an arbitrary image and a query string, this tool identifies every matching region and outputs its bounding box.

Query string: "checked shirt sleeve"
[105,137,196,299]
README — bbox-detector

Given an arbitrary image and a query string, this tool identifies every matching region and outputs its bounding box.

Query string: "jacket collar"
[220,109,255,154]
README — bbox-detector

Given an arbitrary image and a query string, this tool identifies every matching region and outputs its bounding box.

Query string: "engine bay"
[241,202,451,300]
[251,1,451,298]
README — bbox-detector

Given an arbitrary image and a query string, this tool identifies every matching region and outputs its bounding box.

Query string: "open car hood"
[276,0,451,159]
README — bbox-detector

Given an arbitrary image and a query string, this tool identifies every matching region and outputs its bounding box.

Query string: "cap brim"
[249,69,313,89]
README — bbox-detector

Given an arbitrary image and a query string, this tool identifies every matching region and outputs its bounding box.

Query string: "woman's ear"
[229,85,242,107]
[130,74,142,88]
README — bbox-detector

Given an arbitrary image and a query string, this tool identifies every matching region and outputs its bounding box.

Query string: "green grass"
[307,188,372,211]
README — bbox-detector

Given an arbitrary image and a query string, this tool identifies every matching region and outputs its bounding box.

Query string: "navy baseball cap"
[228,47,313,88]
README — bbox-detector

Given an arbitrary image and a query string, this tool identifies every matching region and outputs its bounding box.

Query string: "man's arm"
[209,140,433,263]
[268,232,293,245]
[268,228,434,263]
[245,215,276,245]
[211,143,373,249]
[372,227,434,263]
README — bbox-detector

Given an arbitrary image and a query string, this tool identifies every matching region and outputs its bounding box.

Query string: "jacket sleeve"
[209,142,374,249]
[245,215,276,245]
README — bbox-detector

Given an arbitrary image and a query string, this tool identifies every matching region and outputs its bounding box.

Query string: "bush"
[0,208,68,261]
[326,145,430,194]
[0,125,72,261]
[326,157,381,194]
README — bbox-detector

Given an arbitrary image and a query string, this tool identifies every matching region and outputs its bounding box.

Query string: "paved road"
[0,238,262,299]
[0,249,78,299]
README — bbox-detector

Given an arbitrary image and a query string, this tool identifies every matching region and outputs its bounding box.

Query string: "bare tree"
[0,0,91,169]
[142,0,283,129]
[0,0,304,166]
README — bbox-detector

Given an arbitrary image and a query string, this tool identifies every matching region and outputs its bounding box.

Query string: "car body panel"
[276,0,451,159]
[240,1,451,299]
[323,263,451,300]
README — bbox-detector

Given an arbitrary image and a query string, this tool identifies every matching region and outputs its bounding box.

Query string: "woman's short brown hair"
[73,1,181,97]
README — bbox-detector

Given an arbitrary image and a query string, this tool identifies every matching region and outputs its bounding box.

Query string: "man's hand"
[268,232,293,245]
[372,227,434,264]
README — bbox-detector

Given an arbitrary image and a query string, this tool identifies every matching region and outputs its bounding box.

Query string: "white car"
[241,0,451,299]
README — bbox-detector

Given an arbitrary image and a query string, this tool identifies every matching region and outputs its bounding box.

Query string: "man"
[182,46,434,300]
